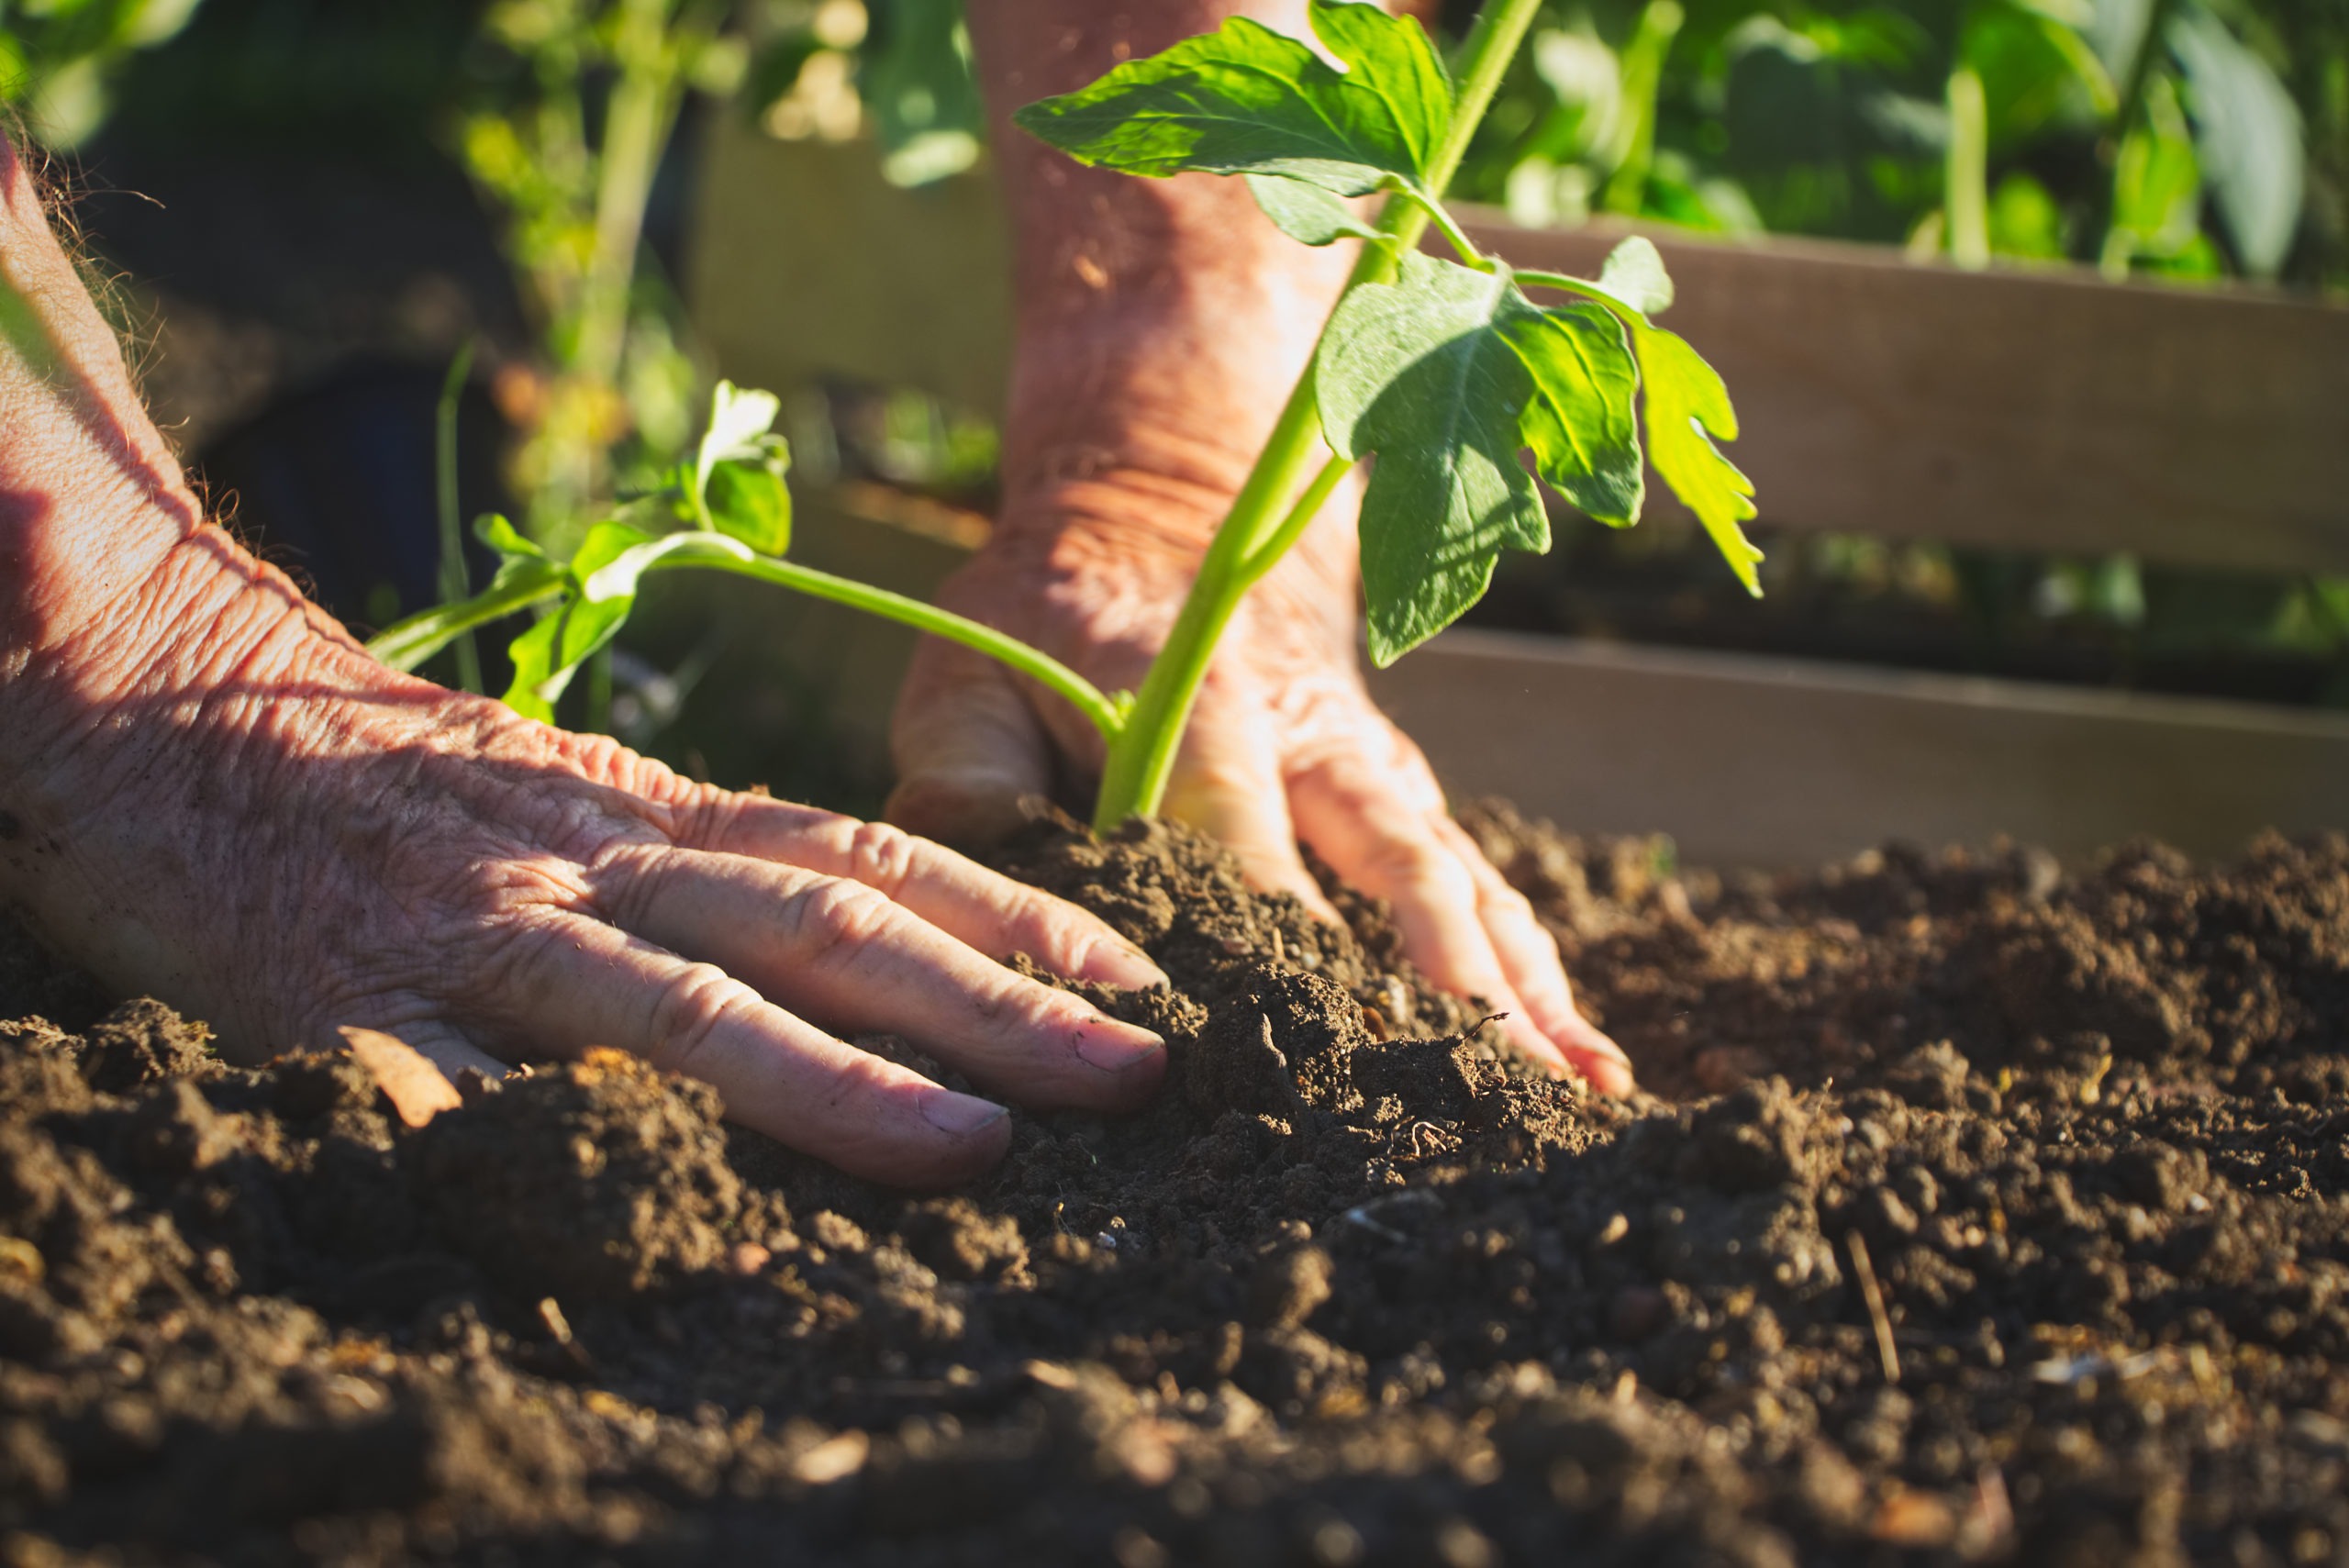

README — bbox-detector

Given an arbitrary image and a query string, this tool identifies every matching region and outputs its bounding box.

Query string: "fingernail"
[919,1088,1008,1136]
[1075,1018,1165,1074]
[1079,941,1169,991]
[1569,1035,1637,1096]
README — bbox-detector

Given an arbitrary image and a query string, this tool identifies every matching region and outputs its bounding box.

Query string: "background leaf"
[2168,5,2303,276]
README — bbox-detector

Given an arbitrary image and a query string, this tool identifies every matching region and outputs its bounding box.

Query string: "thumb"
[886,638,1056,851]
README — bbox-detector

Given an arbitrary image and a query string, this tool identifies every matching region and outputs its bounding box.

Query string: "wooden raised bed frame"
[686,121,2349,867]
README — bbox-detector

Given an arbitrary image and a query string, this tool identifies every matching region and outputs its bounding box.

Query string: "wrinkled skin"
[0,133,1167,1187]
[891,0,1632,1092]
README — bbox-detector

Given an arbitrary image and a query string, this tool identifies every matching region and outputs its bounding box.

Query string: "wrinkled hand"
[887,474,1634,1094]
[0,131,1163,1188]
[8,618,1170,1185]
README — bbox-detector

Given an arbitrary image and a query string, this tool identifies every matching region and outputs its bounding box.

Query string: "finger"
[887,639,1056,851]
[693,797,1166,990]
[1288,749,1565,1073]
[1431,815,1635,1095]
[601,848,1166,1112]
[1163,710,1343,926]
[477,913,1012,1186]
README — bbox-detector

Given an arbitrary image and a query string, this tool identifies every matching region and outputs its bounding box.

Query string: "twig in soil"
[1845,1229,1900,1384]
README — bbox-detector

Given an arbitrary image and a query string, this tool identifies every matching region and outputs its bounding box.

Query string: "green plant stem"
[2092,0,2183,262]
[1089,0,1548,833]
[2111,0,2183,150]
[1600,0,1685,216]
[716,555,1130,740]
[573,0,674,394]
[368,572,570,673]
[370,546,1129,742]
[435,342,484,694]
[1411,185,1497,271]
[1514,266,1640,324]
[1945,64,1991,270]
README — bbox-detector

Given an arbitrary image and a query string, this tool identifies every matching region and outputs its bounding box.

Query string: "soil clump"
[0,808,2342,1566]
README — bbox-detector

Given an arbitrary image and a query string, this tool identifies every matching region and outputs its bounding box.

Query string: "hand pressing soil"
[0,814,2341,1567]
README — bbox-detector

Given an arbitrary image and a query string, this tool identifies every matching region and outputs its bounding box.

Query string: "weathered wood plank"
[1367,628,2349,866]
[1472,216,2349,577]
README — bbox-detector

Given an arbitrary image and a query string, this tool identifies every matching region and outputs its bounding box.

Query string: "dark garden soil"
[0,808,2345,1566]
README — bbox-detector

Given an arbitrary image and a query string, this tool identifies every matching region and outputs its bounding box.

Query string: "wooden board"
[1368,627,2349,866]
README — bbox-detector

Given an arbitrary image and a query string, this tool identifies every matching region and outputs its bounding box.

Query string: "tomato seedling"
[373,0,1758,836]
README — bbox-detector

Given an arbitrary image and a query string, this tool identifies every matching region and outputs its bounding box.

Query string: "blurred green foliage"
[0,0,204,144]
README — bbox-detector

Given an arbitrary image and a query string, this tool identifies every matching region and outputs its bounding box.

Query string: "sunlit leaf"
[1318,252,1644,664]
[1013,0,1452,198]
[1596,235,1675,316]
[1633,322,1763,595]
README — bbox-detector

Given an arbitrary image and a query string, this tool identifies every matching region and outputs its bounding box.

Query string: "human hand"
[888,475,1634,1095]
[0,135,1164,1188]
[926,0,1631,1094]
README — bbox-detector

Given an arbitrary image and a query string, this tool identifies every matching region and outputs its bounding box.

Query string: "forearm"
[0,133,329,893]
[967,1,1375,548]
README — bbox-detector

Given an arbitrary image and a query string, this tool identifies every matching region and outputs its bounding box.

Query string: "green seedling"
[372,0,1757,834]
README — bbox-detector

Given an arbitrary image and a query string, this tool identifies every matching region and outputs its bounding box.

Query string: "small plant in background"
[377,0,1760,832]
[456,0,743,549]
[0,0,204,146]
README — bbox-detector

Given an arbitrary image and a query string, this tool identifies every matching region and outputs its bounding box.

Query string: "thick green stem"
[1089,0,1548,833]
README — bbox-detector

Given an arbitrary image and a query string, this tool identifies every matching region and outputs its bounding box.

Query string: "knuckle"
[841,818,921,897]
[642,961,748,1075]
[778,876,896,969]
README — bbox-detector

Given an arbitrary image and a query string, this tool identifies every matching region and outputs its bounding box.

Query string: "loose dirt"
[0,808,2343,1566]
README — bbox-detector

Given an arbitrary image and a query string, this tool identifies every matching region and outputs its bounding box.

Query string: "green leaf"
[678,382,794,552]
[1633,322,1763,595]
[366,516,564,673]
[1245,173,1385,245]
[476,513,544,562]
[498,523,762,721]
[500,521,653,721]
[1012,0,1452,198]
[1319,252,1645,665]
[704,458,793,554]
[1510,304,1646,527]
[1597,236,1674,317]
